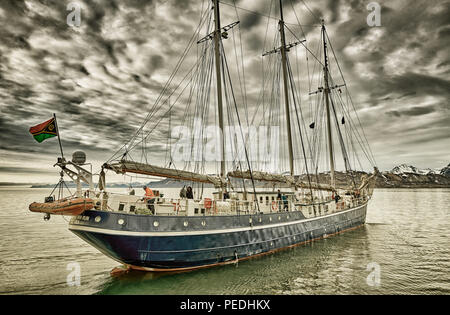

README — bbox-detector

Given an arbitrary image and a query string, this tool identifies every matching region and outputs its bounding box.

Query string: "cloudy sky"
[0,0,449,184]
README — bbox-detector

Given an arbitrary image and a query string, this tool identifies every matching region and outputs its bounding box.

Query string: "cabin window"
[201,208,205,214]
[129,205,136,213]
[265,196,269,205]
[259,196,263,203]
[271,196,275,201]
[194,208,199,214]
[118,203,125,211]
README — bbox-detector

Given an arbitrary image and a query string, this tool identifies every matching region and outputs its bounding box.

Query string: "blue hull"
[69,204,367,271]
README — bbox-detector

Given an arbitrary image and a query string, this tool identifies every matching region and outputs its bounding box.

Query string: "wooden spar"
[227,170,336,191]
[279,0,294,176]
[104,160,226,187]
[213,0,225,179]
[322,20,336,188]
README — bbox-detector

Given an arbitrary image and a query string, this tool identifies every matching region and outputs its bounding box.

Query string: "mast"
[213,0,225,179]
[53,113,65,160]
[321,20,335,188]
[279,0,294,177]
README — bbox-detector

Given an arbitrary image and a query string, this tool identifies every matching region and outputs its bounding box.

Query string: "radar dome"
[72,151,86,164]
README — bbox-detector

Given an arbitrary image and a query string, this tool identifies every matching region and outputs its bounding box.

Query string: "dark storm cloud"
[327,0,340,23]
[386,106,436,118]
[240,12,262,30]
[373,73,450,100]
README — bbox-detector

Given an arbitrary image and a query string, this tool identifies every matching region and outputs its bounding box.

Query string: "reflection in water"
[96,226,374,295]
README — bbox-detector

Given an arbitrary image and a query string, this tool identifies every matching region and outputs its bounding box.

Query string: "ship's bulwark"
[69,204,367,271]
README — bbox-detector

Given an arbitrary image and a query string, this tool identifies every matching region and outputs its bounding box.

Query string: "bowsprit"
[224,299,271,310]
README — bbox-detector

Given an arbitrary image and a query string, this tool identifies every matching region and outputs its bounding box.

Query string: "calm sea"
[0,187,448,295]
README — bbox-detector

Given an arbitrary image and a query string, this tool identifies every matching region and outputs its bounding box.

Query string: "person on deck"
[186,186,194,199]
[142,186,155,214]
[179,185,187,198]
[277,189,282,210]
[277,189,282,200]
[281,194,289,211]
[223,189,230,200]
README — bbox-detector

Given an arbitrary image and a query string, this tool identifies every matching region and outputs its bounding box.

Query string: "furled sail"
[104,160,226,187]
[227,170,336,191]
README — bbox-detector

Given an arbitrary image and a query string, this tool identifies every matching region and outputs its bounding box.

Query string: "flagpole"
[53,113,65,159]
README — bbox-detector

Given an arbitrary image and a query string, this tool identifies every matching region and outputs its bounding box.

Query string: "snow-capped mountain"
[391,164,442,175]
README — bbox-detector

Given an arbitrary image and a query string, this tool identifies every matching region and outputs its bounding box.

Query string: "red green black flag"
[29,117,58,143]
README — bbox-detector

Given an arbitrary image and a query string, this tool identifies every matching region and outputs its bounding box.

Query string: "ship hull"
[69,203,367,272]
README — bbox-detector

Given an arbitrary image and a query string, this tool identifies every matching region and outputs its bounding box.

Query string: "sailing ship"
[29,0,378,272]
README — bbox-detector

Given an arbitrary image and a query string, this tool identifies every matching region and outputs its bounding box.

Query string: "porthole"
[270,242,273,246]
[287,215,289,219]
[183,221,189,227]
[278,216,281,221]
[258,218,262,223]
[269,217,272,222]
[201,220,206,227]
[249,218,252,224]
[118,219,124,225]
[153,221,159,227]
[94,216,101,223]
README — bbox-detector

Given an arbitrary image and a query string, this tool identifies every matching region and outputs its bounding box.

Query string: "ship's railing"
[96,191,370,216]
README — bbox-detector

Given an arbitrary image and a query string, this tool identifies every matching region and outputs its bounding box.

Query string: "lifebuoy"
[271,201,278,212]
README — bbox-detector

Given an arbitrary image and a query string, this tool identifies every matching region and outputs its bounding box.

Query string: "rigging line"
[286,54,315,197]
[284,24,323,69]
[287,0,314,119]
[328,74,374,168]
[324,29,376,166]
[221,45,247,191]
[285,53,315,167]
[260,0,274,143]
[289,0,307,40]
[287,55,322,197]
[232,0,249,128]
[329,92,357,188]
[221,42,260,213]
[328,74,370,170]
[136,10,210,143]
[107,4,212,162]
[218,0,320,27]
[136,38,213,155]
[127,56,206,155]
[299,0,321,23]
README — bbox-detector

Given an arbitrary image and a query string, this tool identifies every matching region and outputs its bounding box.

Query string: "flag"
[29,117,58,143]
